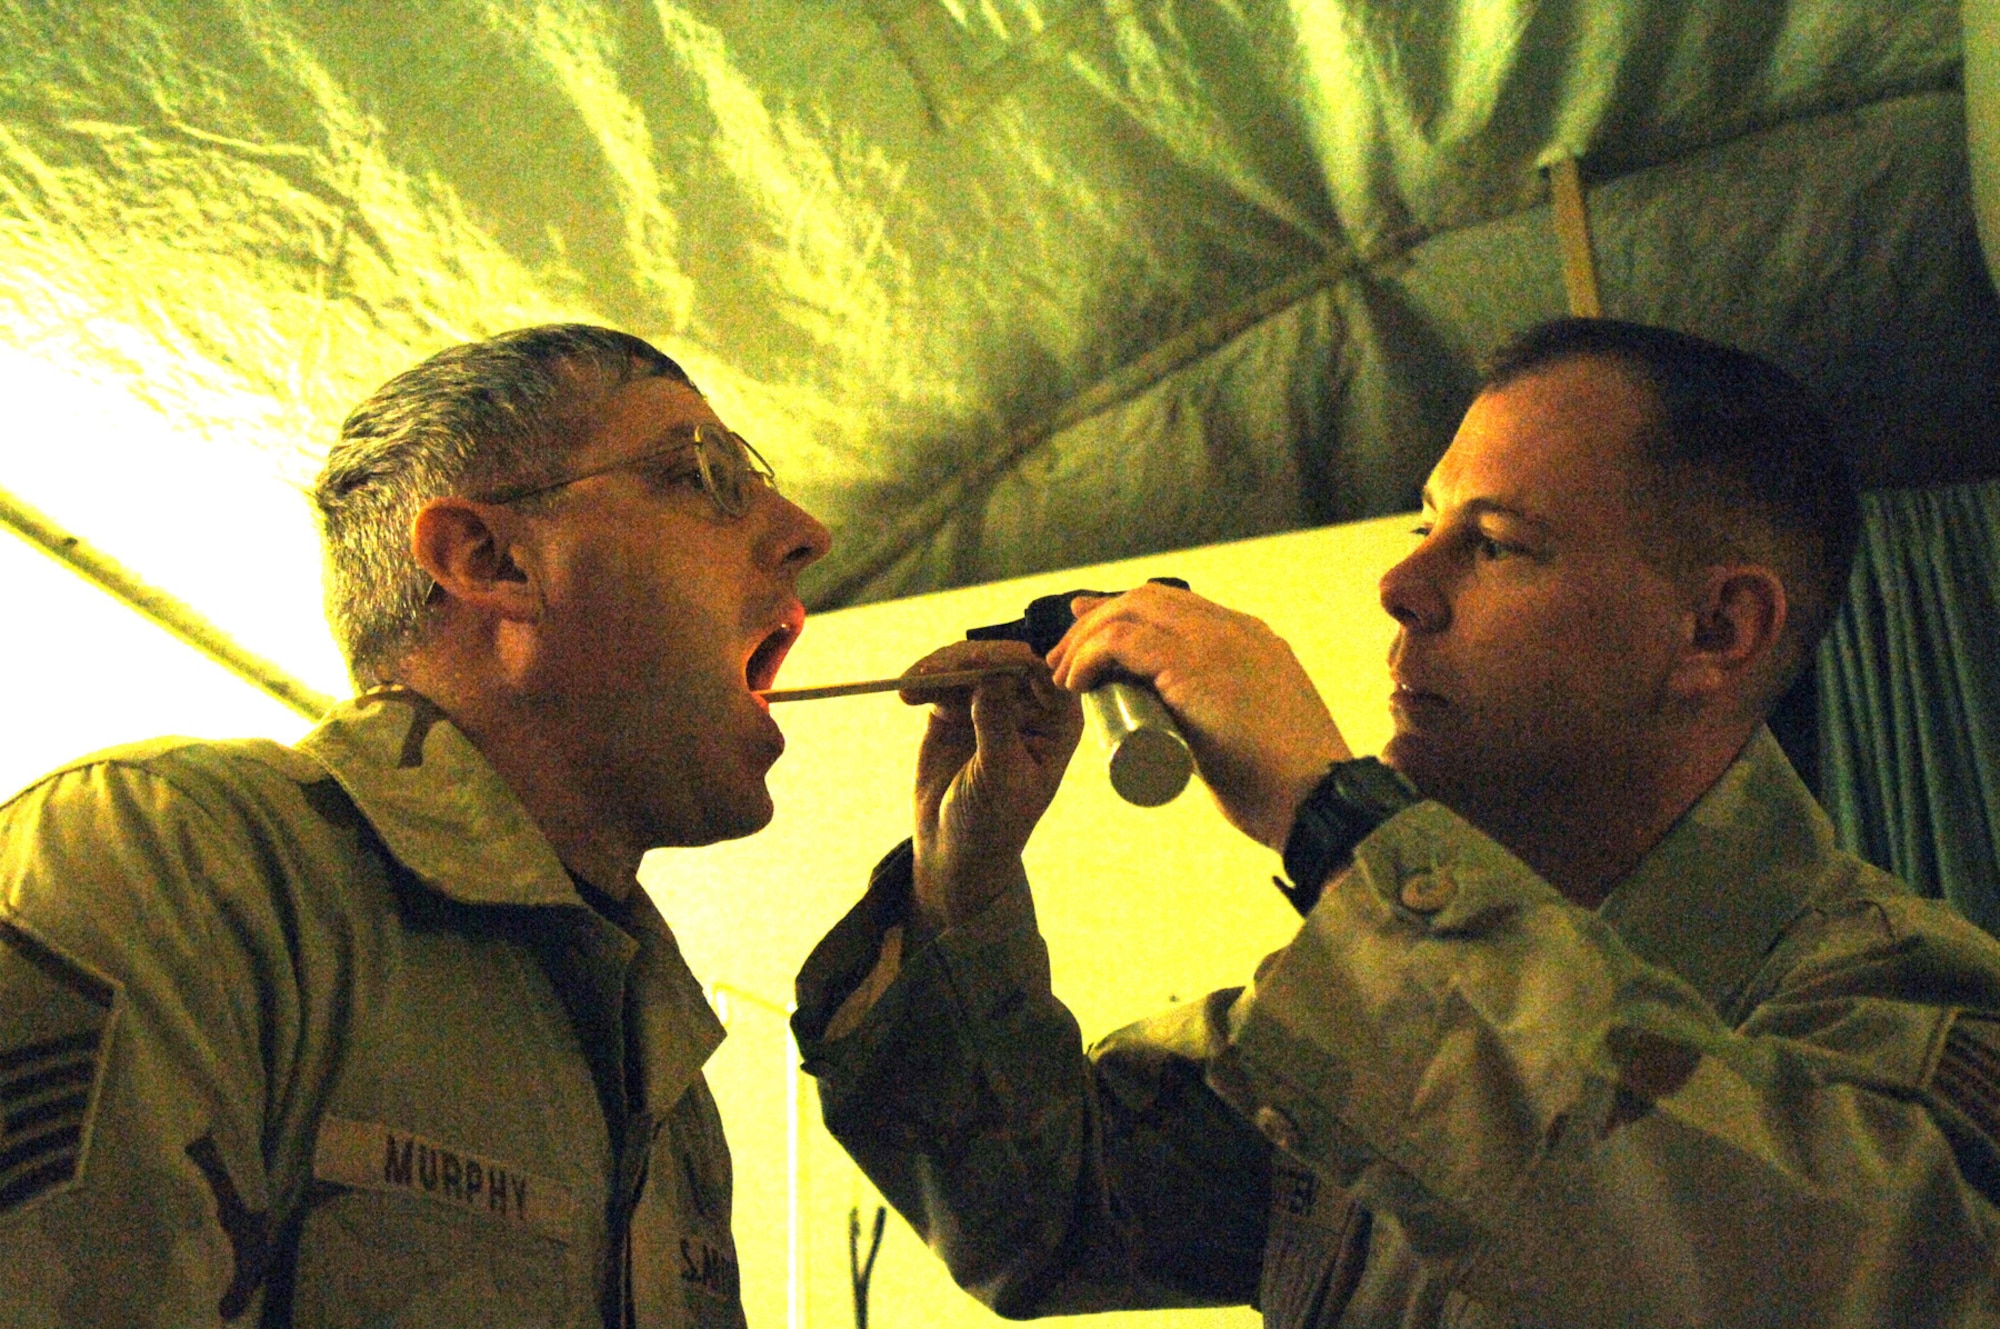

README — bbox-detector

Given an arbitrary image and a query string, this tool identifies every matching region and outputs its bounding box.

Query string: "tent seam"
[808,81,1965,609]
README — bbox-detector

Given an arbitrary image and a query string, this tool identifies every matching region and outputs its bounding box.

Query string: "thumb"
[966,679,1027,769]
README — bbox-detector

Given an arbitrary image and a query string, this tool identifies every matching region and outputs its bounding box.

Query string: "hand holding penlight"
[966,578,1196,807]
[756,580,1197,807]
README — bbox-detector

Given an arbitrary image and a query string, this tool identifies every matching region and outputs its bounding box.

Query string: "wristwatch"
[1276,757,1420,915]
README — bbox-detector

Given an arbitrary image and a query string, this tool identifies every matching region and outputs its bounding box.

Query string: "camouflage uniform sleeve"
[794,841,1271,1317]
[0,759,291,1326]
[1210,801,2000,1326]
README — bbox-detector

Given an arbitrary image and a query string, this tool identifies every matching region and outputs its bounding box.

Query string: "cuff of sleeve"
[793,842,1061,1113]
[793,840,916,1047]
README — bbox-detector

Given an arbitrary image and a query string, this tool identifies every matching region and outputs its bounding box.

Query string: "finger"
[1053,613,1177,695]
[900,678,978,710]
[1048,584,1203,688]
[915,700,977,776]
[967,674,1026,754]
[1021,659,1079,717]
[1012,671,1085,758]
[916,669,1035,792]
[901,637,1038,678]
[1045,594,1113,677]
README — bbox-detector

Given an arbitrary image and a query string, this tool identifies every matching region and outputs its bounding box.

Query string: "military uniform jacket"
[795,730,2000,1326]
[0,691,746,1329]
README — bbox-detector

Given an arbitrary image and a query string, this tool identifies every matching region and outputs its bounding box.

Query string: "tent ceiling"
[3,0,1995,704]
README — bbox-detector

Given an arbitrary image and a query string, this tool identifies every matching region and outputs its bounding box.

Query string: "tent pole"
[1545,153,1605,318]
[0,485,336,721]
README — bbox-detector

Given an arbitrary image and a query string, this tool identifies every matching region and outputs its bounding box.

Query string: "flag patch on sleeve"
[0,920,116,1215]
[1933,1012,2000,1141]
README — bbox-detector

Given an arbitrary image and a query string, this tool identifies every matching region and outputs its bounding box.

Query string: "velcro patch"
[0,920,117,1214]
[313,1115,581,1241]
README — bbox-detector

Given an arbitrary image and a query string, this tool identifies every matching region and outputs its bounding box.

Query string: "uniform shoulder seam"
[1,738,318,836]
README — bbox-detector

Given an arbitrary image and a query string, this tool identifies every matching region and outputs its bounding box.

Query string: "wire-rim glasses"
[475,422,777,520]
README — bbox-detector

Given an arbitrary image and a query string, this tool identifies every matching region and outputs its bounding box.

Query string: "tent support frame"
[0,485,335,722]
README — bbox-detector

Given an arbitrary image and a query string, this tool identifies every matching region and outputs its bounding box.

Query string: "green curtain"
[1819,479,2000,932]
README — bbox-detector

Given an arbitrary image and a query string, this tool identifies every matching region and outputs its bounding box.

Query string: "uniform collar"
[1595,725,1842,1019]
[297,688,726,1099]
[297,688,579,908]
[622,887,728,1111]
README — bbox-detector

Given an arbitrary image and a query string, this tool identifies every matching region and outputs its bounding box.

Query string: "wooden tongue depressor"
[759,661,1039,703]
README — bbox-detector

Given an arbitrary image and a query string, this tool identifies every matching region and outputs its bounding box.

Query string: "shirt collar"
[296,688,580,908]
[622,887,728,1111]
[1595,726,1843,1018]
[296,688,726,1097]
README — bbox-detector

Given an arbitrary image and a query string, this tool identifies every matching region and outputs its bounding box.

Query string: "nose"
[1379,535,1448,634]
[762,489,832,575]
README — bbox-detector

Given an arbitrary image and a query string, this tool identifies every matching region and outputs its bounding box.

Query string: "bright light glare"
[0,344,349,700]
[0,525,312,804]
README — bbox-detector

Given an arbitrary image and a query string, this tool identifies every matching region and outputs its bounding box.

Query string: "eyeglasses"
[475,423,778,519]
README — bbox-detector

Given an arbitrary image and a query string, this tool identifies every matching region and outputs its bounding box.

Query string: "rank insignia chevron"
[0,920,115,1215]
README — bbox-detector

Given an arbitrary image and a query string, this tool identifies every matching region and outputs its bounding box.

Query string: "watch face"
[1336,758,1420,819]
[1281,760,1421,916]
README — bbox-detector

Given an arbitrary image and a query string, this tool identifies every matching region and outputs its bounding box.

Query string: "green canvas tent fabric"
[1,0,1995,694]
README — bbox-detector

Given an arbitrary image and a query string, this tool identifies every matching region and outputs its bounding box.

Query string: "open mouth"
[746,622,799,695]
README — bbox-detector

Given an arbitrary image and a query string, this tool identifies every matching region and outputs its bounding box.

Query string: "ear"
[410,498,540,622]
[1670,565,1788,704]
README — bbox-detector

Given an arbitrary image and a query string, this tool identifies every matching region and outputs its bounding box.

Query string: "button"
[1252,1104,1300,1153]
[1399,870,1456,913]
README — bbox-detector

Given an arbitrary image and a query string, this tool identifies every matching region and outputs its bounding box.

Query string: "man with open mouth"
[0,324,829,1326]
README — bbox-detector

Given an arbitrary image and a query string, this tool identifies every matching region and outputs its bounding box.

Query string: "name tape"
[313,1115,582,1241]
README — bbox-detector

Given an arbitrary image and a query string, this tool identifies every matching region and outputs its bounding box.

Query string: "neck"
[1477,790,1684,908]
[473,720,646,901]
[1453,724,1753,909]
[393,666,646,902]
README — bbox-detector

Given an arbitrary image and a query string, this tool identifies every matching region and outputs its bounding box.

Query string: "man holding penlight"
[794,318,2000,1325]
[0,325,829,1325]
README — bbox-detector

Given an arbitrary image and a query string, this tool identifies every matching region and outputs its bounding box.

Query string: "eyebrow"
[1419,486,1555,533]
[632,421,708,453]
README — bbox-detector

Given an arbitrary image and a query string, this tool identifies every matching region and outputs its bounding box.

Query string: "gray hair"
[314,324,695,687]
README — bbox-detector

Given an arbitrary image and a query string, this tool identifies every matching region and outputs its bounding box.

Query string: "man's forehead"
[573,371,715,457]
[1424,359,1653,520]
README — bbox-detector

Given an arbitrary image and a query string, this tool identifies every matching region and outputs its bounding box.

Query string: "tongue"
[747,630,792,693]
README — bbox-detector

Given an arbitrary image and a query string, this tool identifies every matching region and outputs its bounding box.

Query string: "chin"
[678,785,776,848]
[728,792,777,840]
[1381,732,1437,790]
[1382,734,1476,814]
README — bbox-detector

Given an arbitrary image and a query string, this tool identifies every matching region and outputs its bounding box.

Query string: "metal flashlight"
[966,578,1195,807]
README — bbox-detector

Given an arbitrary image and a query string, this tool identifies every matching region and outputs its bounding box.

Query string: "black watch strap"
[1276,758,1420,916]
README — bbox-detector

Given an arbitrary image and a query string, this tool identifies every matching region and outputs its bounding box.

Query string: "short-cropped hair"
[315,324,693,687]
[1483,317,1860,705]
